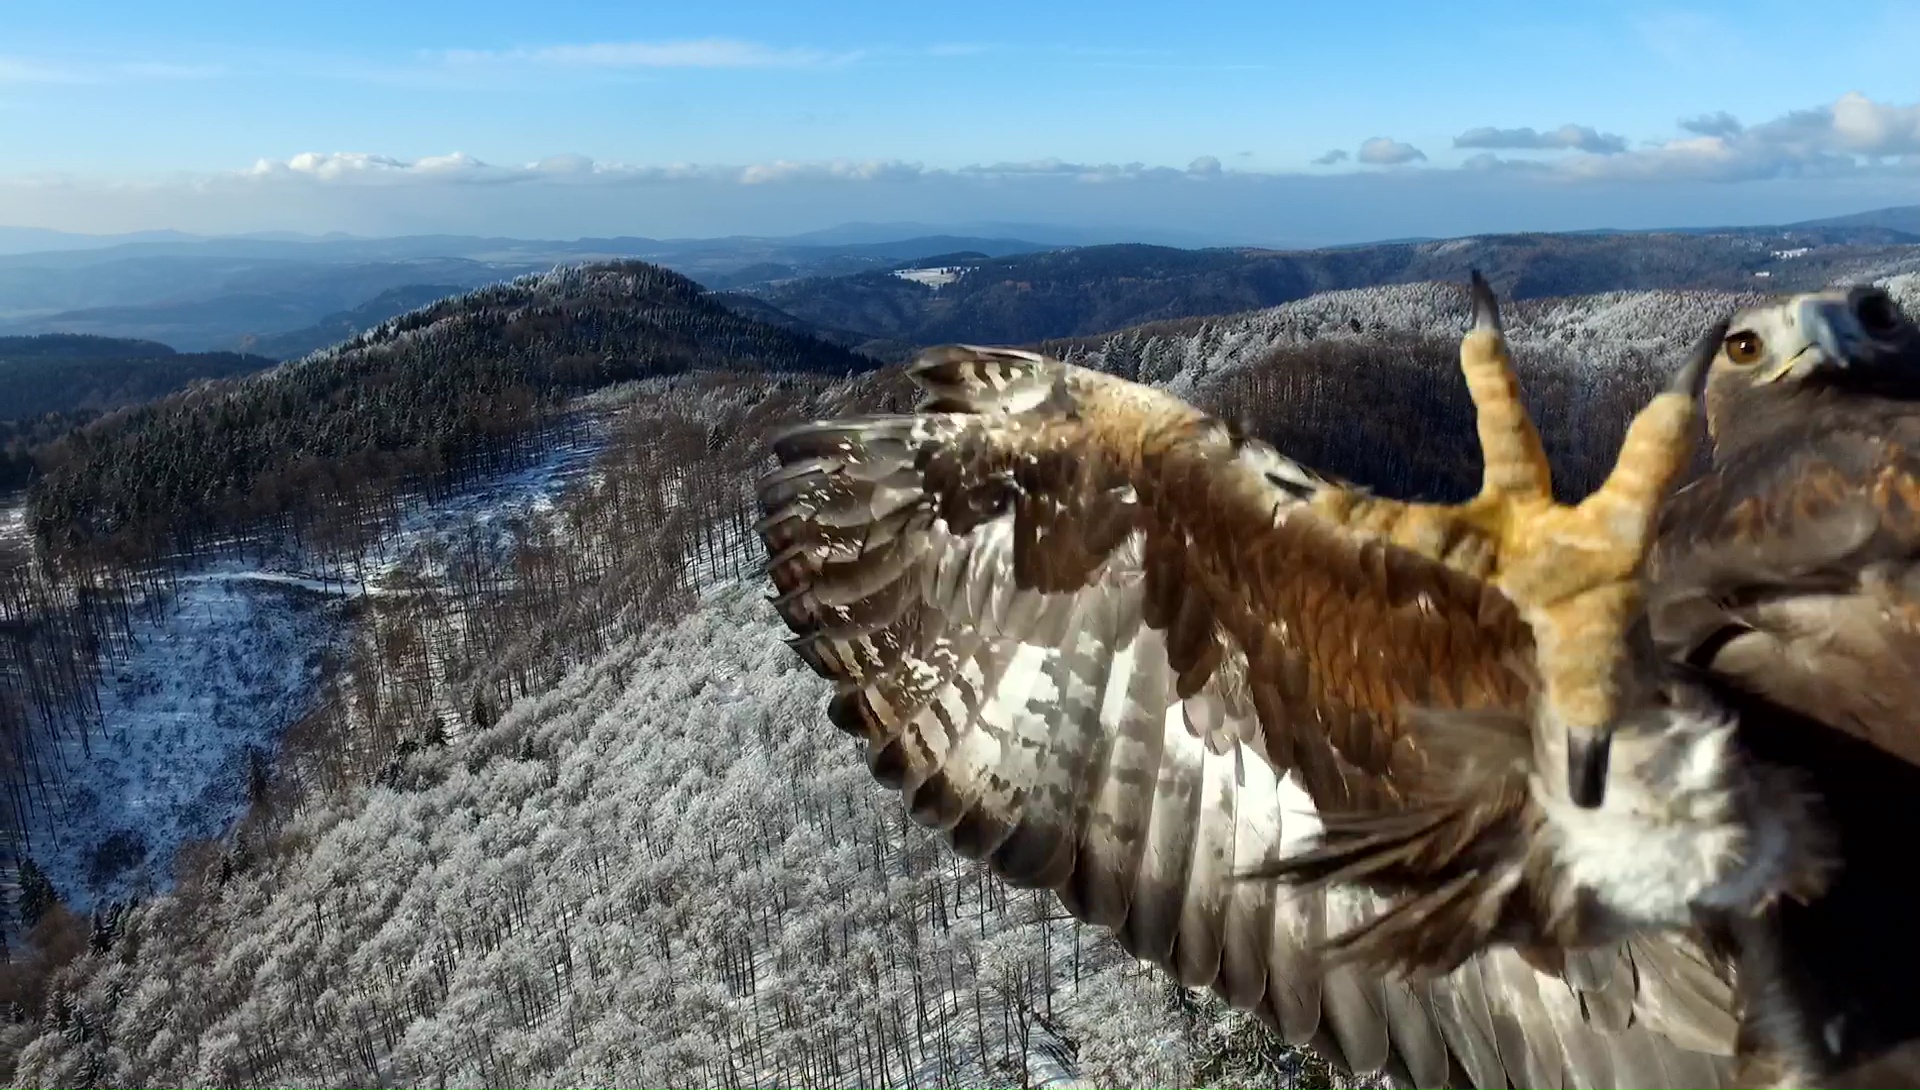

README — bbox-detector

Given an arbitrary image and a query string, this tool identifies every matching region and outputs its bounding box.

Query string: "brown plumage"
[755,273,1830,1087]
[1259,284,1920,1086]
[1639,285,1920,1085]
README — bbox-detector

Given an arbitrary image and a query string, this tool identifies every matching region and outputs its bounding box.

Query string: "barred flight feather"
[759,345,1740,1088]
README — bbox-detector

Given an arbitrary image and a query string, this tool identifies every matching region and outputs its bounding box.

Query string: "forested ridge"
[24,261,871,570]
[9,273,1917,1086]
[749,231,1920,351]
[0,336,279,492]
[0,261,871,939]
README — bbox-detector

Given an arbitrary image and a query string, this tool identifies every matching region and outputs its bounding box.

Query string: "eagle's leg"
[1308,274,1556,579]
[1314,273,1709,808]
[1458,271,1555,520]
[1494,331,1712,807]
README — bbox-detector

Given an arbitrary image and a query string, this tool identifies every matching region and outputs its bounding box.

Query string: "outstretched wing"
[1649,417,1920,769]
[760,345,1737,1088]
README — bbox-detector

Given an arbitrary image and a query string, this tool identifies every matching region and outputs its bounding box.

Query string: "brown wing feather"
[761,345,1737,1088]
[1650,423,1920,767]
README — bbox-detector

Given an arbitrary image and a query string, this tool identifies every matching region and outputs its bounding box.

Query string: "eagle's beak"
[1757,295,1862,384]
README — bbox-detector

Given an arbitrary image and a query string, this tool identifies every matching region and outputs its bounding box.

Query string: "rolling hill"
[739,230,1920,350]
[224,284,464,360]
[0,333,278,422]
[22,260,873,565]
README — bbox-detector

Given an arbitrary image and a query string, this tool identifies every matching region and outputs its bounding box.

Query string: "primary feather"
[758,342,1750,1088]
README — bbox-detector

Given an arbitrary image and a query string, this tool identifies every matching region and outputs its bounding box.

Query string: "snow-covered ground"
[0,497,24,550]
[361,423,609,587]
[15,572,346,910]
[12,418,614,914]
[893,265,969,289]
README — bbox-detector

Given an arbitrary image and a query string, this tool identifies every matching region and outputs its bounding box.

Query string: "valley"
[14,417,611,915]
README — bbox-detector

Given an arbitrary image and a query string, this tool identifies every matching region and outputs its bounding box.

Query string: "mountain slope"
[4,356,1383,1089]
[749,232,1920,348]
[24,260,872,566]
[0,335,281,489]
[16,273,1878,1088]
[1793,203,1920,237]
[226,284,463,360]
[0,335,277,423]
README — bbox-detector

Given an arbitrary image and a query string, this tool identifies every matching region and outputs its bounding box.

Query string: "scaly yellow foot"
[1311,271,1710,807]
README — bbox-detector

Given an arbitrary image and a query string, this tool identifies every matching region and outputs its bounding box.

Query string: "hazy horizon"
[6,1,1919,246]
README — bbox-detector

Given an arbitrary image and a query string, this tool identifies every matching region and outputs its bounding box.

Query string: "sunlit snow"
[16,417,612,913]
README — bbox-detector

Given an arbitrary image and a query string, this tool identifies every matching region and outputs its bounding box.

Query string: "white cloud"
[1678,111,1743,138]
[1311,149,1349,166]
[1461,93,1920,184]
[440,38,850,70]
[1357,137,1425,166]
[15,93,1920,246]
[1453,124,1627,155]
[1828,92,1920,156]
[738,159,924,184]
[953,157,1224,182]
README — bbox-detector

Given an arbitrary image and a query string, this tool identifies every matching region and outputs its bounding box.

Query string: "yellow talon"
[1311,270,1710,808]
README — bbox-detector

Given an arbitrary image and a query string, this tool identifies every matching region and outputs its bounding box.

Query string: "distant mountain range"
[3,205,1919,359]
[0,229,1071,353]
[732,227,1920,353]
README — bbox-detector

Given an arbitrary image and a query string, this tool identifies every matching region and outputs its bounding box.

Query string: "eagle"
[754,275,1920,1088]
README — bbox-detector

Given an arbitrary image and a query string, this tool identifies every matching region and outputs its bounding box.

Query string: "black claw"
[1671,317,1728,398]
[1568,733,1612,809]
[1468,269,1504,335]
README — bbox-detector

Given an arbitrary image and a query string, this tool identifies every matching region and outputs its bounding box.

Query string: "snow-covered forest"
[6,272,1914,1087]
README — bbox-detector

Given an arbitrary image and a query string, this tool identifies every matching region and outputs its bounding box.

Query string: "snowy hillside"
[9,565,1363,1089]
[6,352,1401,1088]
[1054,273,1920,401]
[9,275,1883,1087]
[12,420,611,915]
[1046,281,1746,397]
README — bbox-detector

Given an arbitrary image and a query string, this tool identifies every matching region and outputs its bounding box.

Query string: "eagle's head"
[1706,285,1920,444]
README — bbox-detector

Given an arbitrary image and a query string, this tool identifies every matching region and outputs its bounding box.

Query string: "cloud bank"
[1459,93,1920,183]
[219,91,1915,194]
[7,92,1919,245]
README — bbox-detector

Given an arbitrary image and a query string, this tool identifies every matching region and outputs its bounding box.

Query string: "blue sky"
[3,0,1919,244]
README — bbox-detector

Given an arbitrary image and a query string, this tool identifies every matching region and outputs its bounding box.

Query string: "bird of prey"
[1269,283,1920,1087]
[755,276,1916,1087]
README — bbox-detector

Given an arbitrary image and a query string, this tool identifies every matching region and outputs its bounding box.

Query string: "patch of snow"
[13,419,615,914]
[893,265,970,289]
[14,573,346,910]
[0,498,23,548]
[1772,247,1812,260]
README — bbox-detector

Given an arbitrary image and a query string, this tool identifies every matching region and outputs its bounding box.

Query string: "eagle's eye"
[1724,330,1765,365]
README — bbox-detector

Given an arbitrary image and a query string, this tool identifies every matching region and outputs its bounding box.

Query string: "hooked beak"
[1757,294,1866,384]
